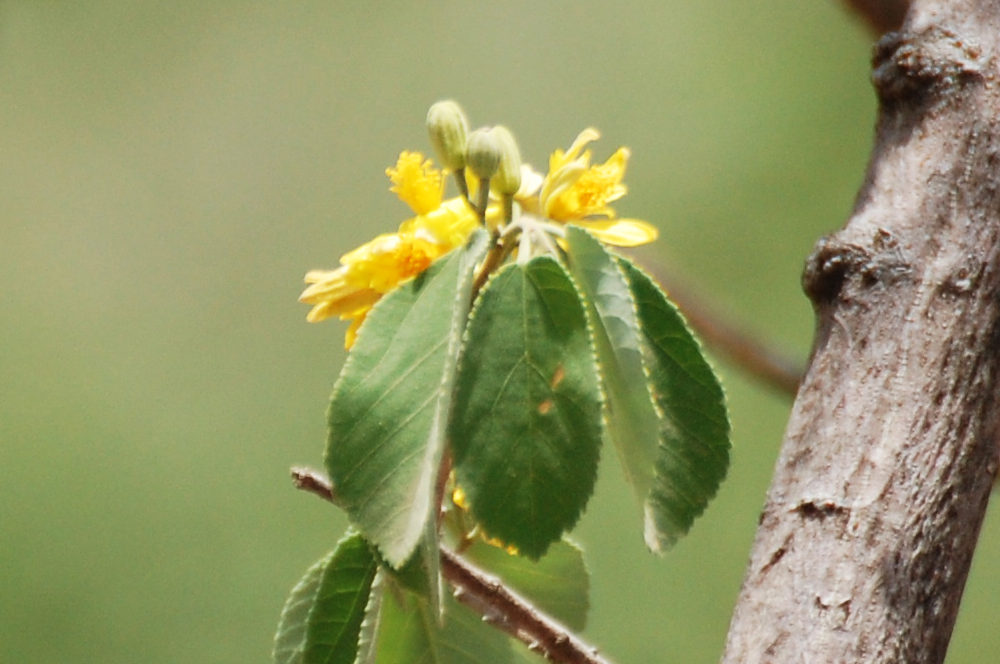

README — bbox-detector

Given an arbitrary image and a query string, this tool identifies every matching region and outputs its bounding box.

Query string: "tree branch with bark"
[723,2,1000,661]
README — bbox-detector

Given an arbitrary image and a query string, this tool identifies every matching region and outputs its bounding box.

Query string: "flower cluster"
[299,101,658,348]
[299,151,477,347]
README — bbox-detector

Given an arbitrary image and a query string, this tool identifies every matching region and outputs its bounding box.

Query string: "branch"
[649,268,803,397]
[290,467,613,664]
[440,549,609,664]
[838,0,909,33]
[291,466,338,502]
[723,4,1000,662]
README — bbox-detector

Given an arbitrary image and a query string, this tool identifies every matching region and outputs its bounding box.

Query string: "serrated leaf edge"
[620,259,732,551]
[325,234,488,568]
[451,257,604,559]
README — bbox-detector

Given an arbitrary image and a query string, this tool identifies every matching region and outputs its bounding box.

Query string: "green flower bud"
[488,125,522,196]
[465,127,501,181]
[426,100,469,171]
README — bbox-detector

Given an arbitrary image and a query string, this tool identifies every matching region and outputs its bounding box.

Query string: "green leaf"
[326,232,488,567]
[273,532,379,664]
[373,585,512,664]
[563,226,664,547]
[620,259,731,550]
[353,572,384,664]
[461,539,589,631]
[450,257,602,559]
[379,527,440,611]
[274,554,327,663]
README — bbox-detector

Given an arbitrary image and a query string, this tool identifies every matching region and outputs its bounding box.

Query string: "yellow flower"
[300,127,658,348]
[531,128,658,247]
[299,152,477,348]
[386,151,443,215]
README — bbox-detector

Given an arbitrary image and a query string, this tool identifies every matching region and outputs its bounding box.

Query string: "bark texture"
[722,3,1000,663]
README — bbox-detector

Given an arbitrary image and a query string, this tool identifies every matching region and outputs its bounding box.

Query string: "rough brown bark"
[722,3,1000,663]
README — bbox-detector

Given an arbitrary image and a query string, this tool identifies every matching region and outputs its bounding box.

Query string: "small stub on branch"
[802,231,911,307]
[872,27,985,104]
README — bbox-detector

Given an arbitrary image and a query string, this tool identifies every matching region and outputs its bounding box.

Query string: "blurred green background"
[2,1,997,662]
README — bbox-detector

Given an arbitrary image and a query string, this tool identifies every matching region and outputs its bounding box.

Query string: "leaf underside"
[325,232,487,568]
[565,225,730,551]
[563,227,663,544]
[273,532,379,664]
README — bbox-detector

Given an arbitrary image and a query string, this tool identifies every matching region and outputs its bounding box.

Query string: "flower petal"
[398,197,478,246]
[540,160,588,220]
[343,313,368,349]
[572,219,659,247]
[386,151,444,215]
[551,128,600,172]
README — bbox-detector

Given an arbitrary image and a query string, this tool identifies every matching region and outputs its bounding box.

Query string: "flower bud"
[488,126,522,196]
[426,100,469,171]
[465,127,501,181]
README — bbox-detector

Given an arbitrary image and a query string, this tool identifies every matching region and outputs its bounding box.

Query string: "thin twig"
[472,231,505,296]
[291,466,338,503]
[471,223,520,297]
[290,467,613,664]
[647,267,804,397]
[440,548,610,664]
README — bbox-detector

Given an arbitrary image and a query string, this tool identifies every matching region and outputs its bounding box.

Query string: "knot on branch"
[802,230,911,306]
[872,27,985,106]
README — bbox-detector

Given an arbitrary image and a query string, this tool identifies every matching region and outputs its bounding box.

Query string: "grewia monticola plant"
[275,101,731,663]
